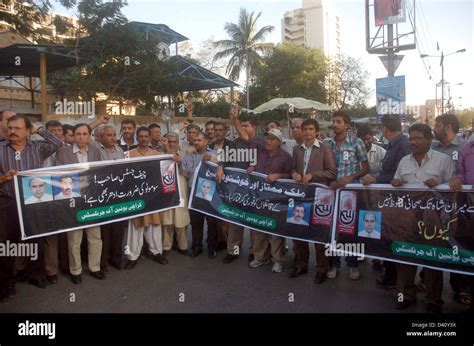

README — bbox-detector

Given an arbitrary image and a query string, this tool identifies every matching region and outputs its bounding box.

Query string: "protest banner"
[14,155,182,240]
[333,184,474,275]
[189,161,334,244]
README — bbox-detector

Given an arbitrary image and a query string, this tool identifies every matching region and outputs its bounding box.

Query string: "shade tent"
[245,97,334,114]
[0,44,77,77]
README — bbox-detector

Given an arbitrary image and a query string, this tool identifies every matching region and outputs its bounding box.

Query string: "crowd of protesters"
[0,105,473,313]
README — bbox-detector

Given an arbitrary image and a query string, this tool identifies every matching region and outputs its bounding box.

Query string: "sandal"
[453,292,472,305]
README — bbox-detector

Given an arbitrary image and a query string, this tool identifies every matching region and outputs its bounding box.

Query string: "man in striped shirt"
[0,114,63,301]
[324,111,369,280]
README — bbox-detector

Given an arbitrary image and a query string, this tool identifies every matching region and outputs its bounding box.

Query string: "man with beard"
[182,131,219,258]
[117,119,138,152]
[392,123,453,313]
[432,114,469,307]
[125,127,168,269]
[357,126,386,177]
[205,120,216,143]
[449,139,474,311]
[161,132,190,256]
[432,114,465,170]
[62,124,75,145]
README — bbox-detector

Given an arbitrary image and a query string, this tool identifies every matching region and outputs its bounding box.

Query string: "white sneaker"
[249,258,271,268]
[327,266,338,279]
[271,262,283,273]
[349,267,360,280]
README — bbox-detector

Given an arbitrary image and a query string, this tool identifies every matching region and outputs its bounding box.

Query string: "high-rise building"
[282,0,341,58]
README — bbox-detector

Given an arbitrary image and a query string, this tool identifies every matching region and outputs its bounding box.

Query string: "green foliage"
[327,55,371,110]
[214,8,274,108]
[250,43,328,108]
[455,109,474,128]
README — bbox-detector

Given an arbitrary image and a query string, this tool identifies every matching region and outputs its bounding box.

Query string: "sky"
[52,0,474,109]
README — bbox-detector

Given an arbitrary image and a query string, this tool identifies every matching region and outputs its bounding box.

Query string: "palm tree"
[214,8,274,109]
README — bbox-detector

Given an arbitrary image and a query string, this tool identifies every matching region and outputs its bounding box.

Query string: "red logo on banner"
[312,188,335,226]
[337,190,357,235]
[160,160,176,193]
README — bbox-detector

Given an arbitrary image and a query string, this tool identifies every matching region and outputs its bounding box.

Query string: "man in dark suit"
[55,123,104,284]
[290,119,336,284]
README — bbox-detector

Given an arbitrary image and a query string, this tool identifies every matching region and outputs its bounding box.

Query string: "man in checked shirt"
[0,114,63,302]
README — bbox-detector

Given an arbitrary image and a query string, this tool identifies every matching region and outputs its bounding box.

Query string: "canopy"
[247,97,333,114]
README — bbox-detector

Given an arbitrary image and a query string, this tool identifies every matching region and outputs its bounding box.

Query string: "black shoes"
[28,278,47,289]
[216,241,227,252]
[154,253,168,265]
[46,275,58,284]
[376,274,396,289]
[223,254,239,263]
[314,272,327,284]
[111,262,124,271]
[125,260,137,270]
[0,285,16,302]
[248,254,255,263]
[394,299,416,310]
[16,269,28,282]
[288,267,308,278]
[90,270,106,280]
[177,249,189,256]
[208,248,217,259]
[190,248,203,258]
[70,274,82,284]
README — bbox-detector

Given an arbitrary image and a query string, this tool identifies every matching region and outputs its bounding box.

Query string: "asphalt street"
[0,228,469,314]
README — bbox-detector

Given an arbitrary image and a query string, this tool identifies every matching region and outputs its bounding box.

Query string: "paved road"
[0,229,468,313]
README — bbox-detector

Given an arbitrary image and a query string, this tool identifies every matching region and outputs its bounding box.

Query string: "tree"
[214,8,274,109]
[455,108,474,129]
[0,0,78,42]
[249,43,328,108]
[327,55,371,110]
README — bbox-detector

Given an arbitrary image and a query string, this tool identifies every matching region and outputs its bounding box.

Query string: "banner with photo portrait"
[332,185,474,275]
[14,155,182,240]
[189,161,334,244]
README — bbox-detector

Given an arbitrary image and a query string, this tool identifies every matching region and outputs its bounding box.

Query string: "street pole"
[440,51,444,113]
[387,24,395,77]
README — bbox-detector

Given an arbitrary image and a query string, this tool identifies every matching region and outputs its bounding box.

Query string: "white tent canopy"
[244,97,334,114]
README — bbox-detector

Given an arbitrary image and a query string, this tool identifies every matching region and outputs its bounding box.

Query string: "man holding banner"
[290,119,336,283]
[392,123,454,312]
[449,139,474,311]
[325,111,369,280]
[362,115,410,289]
[55,123,104,284]
[125,126,168,268]
[230,107,293,273]
[0,115,63,299]
[182,131,219,258]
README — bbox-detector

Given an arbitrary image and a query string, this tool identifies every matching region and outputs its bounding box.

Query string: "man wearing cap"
[230,106,292,273]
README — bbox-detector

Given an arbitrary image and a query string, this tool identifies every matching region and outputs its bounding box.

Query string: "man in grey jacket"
[55,123,104,284]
